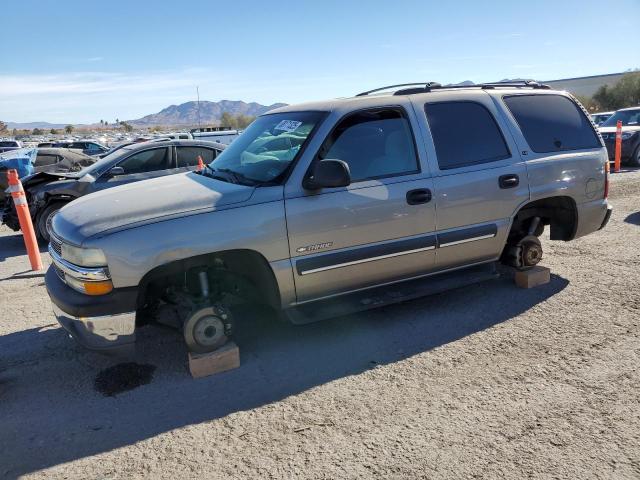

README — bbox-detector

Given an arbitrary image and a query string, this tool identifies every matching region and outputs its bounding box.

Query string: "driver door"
[285,106,438,302]
[93,146,172,191]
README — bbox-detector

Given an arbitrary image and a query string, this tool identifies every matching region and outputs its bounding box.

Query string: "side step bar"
[283,262,500,325]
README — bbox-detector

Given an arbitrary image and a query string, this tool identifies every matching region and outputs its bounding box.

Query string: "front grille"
[53,263,66,282]
[49,234,62,257]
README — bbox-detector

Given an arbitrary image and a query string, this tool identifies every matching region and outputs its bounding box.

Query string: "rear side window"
[176,146,217,167]
[425,102,510,170]
[503,94,600,153]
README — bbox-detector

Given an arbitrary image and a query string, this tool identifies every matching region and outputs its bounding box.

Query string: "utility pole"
[196,86,201,129]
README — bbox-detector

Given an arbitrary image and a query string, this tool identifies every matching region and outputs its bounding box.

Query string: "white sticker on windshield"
[274,120,302,132]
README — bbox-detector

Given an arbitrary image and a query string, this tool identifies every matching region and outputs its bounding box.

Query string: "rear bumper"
[45,267,138,350]
[574,199,611,238]
[599,206,613,230]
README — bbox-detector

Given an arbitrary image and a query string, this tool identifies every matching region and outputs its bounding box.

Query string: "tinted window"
[601,108,640,127]
[118,148,168,174]
[425,102,510,170]
[176,146,217,167]
[504,95,600,153]
[35,154,59,166]
[319,108,419,182]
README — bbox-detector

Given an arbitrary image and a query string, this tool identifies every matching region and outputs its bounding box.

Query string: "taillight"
[604,159,610,199]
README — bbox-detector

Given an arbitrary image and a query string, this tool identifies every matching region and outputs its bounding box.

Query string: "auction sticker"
[274,120,302,132]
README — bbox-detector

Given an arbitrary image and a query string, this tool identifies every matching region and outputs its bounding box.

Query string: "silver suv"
[45,82,612,353]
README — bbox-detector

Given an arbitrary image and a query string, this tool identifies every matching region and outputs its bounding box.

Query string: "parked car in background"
[598,106,640,166]
[591,111,614,126]
[0,148,96,208]
[2,139,225,242]
[0,140,23,153]
[43,82,611,353]
[55,140,109,156]
[191,127,239,145]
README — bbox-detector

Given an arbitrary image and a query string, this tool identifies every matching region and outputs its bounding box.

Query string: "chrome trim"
[53,304,136,350]
[439,233,496,248]
[300,245,435,275]
[48,244,110,282]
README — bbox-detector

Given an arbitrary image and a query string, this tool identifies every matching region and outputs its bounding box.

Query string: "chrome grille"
[53,263,66,282]
[49,234,62,257]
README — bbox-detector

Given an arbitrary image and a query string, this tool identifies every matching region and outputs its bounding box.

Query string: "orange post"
[6,169,43,271]
[197,155,205,171]
[614,120,622,173]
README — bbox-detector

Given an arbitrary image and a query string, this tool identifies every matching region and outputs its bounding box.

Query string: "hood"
[23,171,82,189]
[598,125,640,134]
[52,172,255,244]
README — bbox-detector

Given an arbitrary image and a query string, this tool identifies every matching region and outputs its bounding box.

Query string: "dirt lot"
[1,171,639,479]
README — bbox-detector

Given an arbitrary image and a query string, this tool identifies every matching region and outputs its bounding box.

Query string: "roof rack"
[356,80,550,97]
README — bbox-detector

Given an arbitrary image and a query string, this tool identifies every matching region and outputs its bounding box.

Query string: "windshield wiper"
[215,168,260,186]
[201,164,237,183]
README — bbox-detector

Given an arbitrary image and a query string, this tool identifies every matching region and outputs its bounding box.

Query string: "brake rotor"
[183,306,229,354]
[519,235,543,268]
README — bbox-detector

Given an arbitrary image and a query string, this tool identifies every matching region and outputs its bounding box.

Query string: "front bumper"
[45,267,138,350]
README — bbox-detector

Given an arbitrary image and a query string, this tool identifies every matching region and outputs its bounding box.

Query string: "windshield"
[208,111,325,184]
[602,109,640,127]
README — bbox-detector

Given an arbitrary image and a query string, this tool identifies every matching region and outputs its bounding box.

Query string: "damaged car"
[2,140,225,242]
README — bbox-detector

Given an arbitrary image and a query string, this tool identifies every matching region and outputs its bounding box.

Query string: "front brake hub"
[183,305,231,354]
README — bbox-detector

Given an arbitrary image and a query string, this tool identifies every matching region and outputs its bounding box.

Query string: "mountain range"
[128,100,287,126]
[6,99,287,129]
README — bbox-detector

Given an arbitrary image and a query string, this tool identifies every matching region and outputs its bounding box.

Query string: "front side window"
[602,108,640,127]
[425,101,510,170]
[35,154,59,166]
[176,146,217,167]
[118,148,169,174]
[209,111,324,184]
[317,108,419,182]
[504,94,600,153]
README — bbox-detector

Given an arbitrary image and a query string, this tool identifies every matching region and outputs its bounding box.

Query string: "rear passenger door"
[414,91,530,270]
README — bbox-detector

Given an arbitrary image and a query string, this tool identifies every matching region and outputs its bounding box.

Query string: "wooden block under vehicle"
[188,341,240,379]
[514,266,550,289]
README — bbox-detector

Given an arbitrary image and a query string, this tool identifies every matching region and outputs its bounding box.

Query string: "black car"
[598,107,640,167]
[0,148,96,207]
[2,139,225,242]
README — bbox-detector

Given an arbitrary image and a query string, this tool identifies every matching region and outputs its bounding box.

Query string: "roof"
[268,82,567,116]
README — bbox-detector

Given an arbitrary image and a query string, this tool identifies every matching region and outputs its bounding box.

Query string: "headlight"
[61,243,107,267]
[621,132,637,140]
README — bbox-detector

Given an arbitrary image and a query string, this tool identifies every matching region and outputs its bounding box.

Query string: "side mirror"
[108,166,125,176]
[303,159,351,190]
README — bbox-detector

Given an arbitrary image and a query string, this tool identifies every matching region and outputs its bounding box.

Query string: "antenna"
[196,86,201,129]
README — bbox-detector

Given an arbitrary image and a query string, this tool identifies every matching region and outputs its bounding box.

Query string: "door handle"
[406,188,432,205]
[499,174,519,189]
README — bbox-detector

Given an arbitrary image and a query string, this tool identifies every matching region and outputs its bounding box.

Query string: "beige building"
[544,72,630,97]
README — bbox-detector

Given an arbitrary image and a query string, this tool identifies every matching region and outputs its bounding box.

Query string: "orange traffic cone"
[197,155,205,171]
[6,169,43,271]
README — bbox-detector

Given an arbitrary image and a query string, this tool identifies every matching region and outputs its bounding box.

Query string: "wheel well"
[510,196,578,241]
[137,249,281,312]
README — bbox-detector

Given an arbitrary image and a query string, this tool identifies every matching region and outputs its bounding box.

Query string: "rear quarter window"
[503,94,600,153]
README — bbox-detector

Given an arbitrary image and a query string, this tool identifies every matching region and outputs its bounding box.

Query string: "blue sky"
[2,0,638,123]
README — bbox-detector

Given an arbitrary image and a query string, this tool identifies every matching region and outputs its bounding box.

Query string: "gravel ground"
[1,170,639,479]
